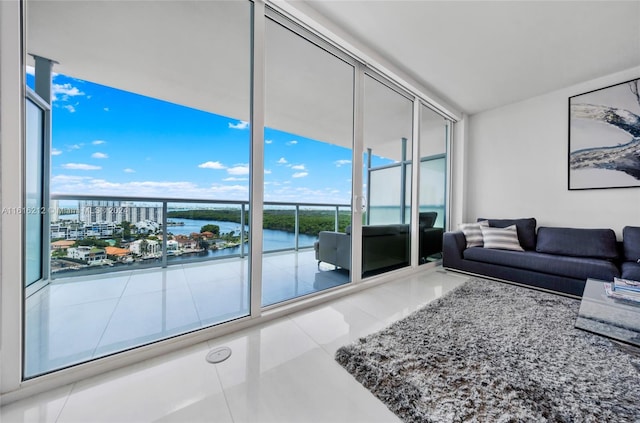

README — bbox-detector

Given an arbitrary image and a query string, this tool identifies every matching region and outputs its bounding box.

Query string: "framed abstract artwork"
[568,77,640,190]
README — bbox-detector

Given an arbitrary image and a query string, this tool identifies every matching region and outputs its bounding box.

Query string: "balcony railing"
[49,194,351,280]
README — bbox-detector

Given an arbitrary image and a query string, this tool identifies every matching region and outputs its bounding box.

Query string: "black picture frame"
[568,77,640,190]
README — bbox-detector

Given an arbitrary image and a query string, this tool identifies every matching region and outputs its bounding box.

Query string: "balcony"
[26,195,351,378]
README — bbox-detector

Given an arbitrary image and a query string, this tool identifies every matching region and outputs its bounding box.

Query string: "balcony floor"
[25,249,350,377]
[5,267,467,422]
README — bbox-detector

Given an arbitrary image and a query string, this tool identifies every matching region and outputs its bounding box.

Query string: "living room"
[2,0,640,421]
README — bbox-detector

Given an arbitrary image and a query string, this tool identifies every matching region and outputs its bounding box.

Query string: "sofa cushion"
[478,217,537,250]
[463,247,620,281]
[623,226,640,262]
[536,227,618,260]
[362,224,409,236]
[459,221,488,248]
[621,262,640,281]
[345,224,410,236]
[480,225,524,251]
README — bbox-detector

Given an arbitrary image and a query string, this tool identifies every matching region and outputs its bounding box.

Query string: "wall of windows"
[1,0,456,400]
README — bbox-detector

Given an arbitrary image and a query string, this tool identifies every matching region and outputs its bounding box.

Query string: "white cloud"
[198,161,226,170]
[123,168,136,173]
[263,185,350,204]
[223,177,248,181]
[61,163,101,170]
[51,148,62,156]
[277,157,288,164]
[91,152,109,159]
[51,174,249,200]
[228,120,249,130]
[265,139,273,144]
[286,140,298,146]
[291,164,305,170]
[208,184,249,195]
[334,159,351,167]
[67,144,83,150]
[103,107,110,112]
[264,169,272,174]
[92,140,106,145]
[64,105,76,113]
[227,164,250,176]
[292,172,308,178]
[52,83,85,102]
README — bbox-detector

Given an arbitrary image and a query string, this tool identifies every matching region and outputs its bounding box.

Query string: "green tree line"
[168,209,352,236]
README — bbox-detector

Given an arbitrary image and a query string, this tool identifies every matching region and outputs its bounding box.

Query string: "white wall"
[466,66,640,238]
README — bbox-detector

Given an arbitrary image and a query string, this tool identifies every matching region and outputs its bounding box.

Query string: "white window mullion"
[350,64,364,282]
[0,0,25,396]
[249,0,265,317]
[411,97,421,268]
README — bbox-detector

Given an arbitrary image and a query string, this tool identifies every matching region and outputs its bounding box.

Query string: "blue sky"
[27,70,394,205]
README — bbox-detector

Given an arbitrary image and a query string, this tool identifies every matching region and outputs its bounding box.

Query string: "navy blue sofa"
[443,219,640,297]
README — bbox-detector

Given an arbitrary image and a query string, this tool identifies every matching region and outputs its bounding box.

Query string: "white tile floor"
[3,267,467,423]
[25,250,351,377]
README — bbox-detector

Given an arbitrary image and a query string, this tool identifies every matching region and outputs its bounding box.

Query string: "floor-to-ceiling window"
[362,75,413,277]
[24,0,253,378]
[418,104,449,264]
[262,15,354,305]
[25,95,48,288]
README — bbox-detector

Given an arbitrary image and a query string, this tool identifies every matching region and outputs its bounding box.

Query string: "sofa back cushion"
[536,227,618,260]
[477,217,537,250]
[362,224,410,237]
[623,226,640,262]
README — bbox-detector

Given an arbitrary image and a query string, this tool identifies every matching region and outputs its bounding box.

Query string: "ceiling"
[26,0,640,145]
[300,0,640,115]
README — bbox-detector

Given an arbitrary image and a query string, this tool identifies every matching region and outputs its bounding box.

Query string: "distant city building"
[51,222,118,240]
[129,239,160,256]
[67,246,106,263]
[134,220,160,233]
[50,199,60,223]
[78,200,163,225]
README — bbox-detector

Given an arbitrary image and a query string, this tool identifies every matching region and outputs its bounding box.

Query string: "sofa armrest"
[442,231,467,269]
[317,231,351,270]
[420,227,444,259]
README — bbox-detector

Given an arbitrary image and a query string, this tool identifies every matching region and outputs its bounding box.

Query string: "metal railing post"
[161,201,168,268]
[334,206,339,232]
[295,205,300,251]
[240,203,246,258]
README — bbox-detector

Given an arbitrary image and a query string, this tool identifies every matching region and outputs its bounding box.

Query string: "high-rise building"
[78,200,163,225]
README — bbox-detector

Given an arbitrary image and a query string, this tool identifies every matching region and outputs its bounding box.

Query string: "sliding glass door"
[24,0,252,378]
[362,75,414,277]
[263,16,354,305]
[418,104,449,264]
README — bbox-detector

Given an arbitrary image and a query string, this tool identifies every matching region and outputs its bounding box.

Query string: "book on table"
[605,280,640,304]
[613,277,640,294]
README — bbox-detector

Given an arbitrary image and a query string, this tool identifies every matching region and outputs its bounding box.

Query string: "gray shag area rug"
[335,278,640,422]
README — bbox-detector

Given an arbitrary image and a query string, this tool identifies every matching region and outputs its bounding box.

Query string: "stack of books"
[604,277,640,304]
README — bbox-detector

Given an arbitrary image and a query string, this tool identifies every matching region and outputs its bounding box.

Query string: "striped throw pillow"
[459,220,489,248]
[481,224,524,251]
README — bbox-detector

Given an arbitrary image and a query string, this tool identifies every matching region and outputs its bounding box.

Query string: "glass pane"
[25,98,45,286]
[419,104,447,264]
[25,0,252,378]
[263,18,354,306]
[363,76,413,277]
[368,166,401,224]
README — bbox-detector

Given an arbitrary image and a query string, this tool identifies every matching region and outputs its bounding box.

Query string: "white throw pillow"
[459,220,489,248]
[480,224,524,251]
